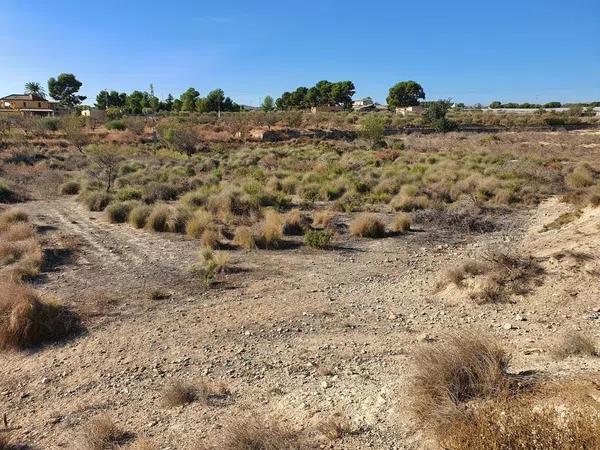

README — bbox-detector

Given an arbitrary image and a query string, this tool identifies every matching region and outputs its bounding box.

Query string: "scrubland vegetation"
[1,111,600,449]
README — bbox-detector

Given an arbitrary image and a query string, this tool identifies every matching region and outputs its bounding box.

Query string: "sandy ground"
[1,197,599,449]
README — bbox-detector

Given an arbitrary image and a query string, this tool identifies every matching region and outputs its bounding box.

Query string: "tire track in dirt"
[27,198,201,294]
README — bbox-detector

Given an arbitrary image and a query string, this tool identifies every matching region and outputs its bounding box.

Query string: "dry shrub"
[255,210,283,248]
[200,227,221,249]
[0,238,43,280]
[0,208,28,228]
[440,398,600,450]
[186,210,214,238]
[0,281,80,350]
[441,259,488,287]
[79,415,130,450]
[60,180,80,195]
[390,192,429,212]
[201,417,307,450]
[1,222,36,241]
[233,226,256,250]
[412,204,497,233]
[391,212,411,233]
[128,204,151,229]
[317,413,354,441]
[312,209,335,229]
[283,208,307,235]
[441,251,544,303]
[410,332,513,430]
[349,213,386,238]
[566,164,595,189]
[163,380,197,407]
[552,332,597,359]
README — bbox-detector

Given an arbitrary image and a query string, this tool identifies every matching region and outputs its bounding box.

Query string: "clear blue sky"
[1,0,598,106]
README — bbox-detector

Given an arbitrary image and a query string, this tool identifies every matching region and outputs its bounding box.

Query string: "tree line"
[22,73,599,115]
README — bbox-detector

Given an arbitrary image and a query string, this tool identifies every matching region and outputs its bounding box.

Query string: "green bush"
[128,204,152,228]
[116,186,142,201]
[0,181,15,203]
[304,229,333,249]
[106,120,126,131]
[106,202,135,223]
[60,181,80,195]
[142,182,179,203]
[42,117,60,132]
[81,191,112,211]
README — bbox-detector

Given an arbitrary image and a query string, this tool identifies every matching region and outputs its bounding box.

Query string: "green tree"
[386,81,425,108]
[179,88,200,112]
[423,100,457,132]
[95,90,127,109]
[25,82,46,99]
[262,95,275,111]
[359,114,388,147]
[47,73,86,107]
[489,101,502,109]
[125,91,146,114]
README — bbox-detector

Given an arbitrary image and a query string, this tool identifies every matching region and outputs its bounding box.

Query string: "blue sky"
[1,0,598,106]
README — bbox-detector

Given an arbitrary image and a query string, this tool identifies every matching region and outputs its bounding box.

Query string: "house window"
[38,102,41,107]
[23,102,26,107]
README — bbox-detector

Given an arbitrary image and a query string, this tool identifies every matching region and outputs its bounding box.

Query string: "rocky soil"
[1,197,599,449]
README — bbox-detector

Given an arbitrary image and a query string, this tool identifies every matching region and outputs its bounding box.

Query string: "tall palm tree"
[24,82,46,99]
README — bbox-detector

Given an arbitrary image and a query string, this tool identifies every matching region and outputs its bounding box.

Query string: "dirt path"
[1,198,599,449]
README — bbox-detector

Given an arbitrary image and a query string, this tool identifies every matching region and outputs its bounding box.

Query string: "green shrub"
[304,230,333,249]
[146,205,170,232]
[106,202,135,223]
[0,181,15,203]
[106,120,126,131]
[116,186,142,201]
[60,181,80,195]
[41,117,60,132]
[142,182,179,203]
[129,204,152,229]
[82,191,112,211]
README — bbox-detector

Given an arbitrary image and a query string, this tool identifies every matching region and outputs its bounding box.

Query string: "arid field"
[1,115,599,449]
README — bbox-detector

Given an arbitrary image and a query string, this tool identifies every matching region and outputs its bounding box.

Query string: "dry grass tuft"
[0,281,80,350]
[0,208,28,228]
[283,208,307,235]
[200,227,221,249]
[312,210,335,229]
[441,259,488,287]
[410,332,513,430]
[391,212,411,234]
[186,210,214,239]
[349,213,386,238]
[163,380,197,407]
[317,413,354,441]
[440,398,600,450]
[233,226,256,250]
[552,332,598,359]
[79,415,130,450]
[200,417,307,450]
[439,251,544,303]
[254,210,284,248]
